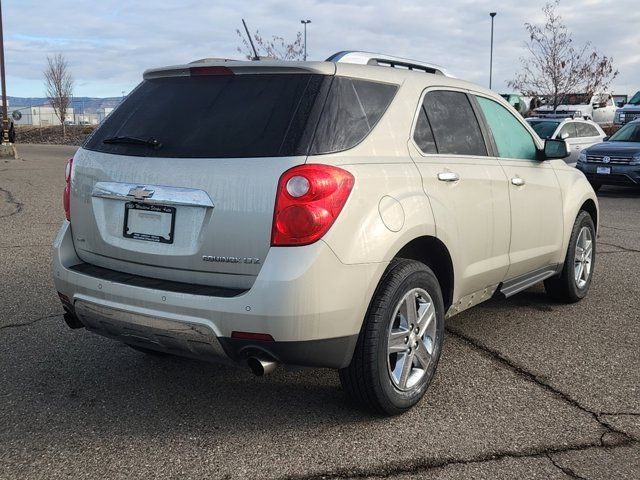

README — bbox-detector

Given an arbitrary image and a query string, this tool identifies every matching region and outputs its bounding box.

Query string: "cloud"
[4,0,639,97]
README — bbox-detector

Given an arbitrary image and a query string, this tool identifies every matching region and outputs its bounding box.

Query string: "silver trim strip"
[92,182,214,208]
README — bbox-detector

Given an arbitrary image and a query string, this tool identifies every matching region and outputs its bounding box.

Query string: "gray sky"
[5,0,640,98]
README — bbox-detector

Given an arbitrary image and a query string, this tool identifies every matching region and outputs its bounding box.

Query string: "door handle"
[437,171,460,182]
[511,177,525,186]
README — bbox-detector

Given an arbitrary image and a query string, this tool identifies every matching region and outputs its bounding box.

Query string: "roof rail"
[326,51,454,77]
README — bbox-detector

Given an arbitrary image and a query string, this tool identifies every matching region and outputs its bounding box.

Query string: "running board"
[494,265,561,299]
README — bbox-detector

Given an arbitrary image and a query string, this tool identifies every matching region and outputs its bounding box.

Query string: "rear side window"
[576,123,599,137]
[476,96,538,160]
[85,74,327,158]
[558,122,578,139]
[309,77,398,154]
[420,91,487,156]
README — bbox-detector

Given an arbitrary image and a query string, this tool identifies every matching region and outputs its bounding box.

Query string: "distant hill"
[7,96,123,113]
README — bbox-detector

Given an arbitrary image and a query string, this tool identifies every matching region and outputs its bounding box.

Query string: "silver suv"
[53,52,598,414]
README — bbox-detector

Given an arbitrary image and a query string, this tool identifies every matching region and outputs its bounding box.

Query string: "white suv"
[53,52,598,415]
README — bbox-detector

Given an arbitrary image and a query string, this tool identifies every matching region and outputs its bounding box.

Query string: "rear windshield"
[84,73,397,158]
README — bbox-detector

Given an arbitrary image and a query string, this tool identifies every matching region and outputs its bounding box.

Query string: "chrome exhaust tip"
[247,354,277,376]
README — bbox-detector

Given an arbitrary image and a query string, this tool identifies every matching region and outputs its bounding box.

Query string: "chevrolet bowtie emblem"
[128,186,155,200]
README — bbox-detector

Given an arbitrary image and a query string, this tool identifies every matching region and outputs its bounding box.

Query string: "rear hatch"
[70,61,398,290]
[71,63,335,290]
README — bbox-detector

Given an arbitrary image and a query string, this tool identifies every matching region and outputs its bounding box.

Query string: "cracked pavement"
[0,145,638,479]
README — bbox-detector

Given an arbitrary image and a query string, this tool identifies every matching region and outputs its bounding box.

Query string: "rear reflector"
[189,66,234,76]
[231,331,275,342]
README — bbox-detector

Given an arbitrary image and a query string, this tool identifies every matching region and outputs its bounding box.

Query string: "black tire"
[339,258,445,415]
[544,210,596,303]
[590,182,602,193]
[127,344,170,356]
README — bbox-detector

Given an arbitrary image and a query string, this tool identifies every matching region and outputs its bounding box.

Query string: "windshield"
[557,94,590,106]
[629,91,640,105]
[608,122,640,142]
[527,120,559,138]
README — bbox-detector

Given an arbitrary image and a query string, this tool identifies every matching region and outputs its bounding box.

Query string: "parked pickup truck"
[534,93,617,127]
[614,91,640,126]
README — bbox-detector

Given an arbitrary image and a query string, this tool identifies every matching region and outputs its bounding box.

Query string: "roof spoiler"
[326,51,454,77]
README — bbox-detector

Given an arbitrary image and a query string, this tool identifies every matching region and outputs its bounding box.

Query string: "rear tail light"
[271,164,354,246]
[63,157,73,221]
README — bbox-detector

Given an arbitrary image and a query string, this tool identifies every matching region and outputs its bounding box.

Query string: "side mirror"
[560,132,570,140]
[542,138,568,160]
[603,136,610,142]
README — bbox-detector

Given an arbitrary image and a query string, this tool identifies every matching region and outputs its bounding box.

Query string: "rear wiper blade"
[102,136,162,149]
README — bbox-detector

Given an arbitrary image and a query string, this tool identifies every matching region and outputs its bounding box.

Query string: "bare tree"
[44,53,74,137]
[236,29,304,60]
[508,0,617,109]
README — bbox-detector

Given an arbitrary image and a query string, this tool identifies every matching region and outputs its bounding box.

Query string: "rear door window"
[476,96,538,160]
[420,91,488,156]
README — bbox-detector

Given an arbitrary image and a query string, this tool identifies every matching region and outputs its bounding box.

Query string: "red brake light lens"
[271,164,354,246]
[189,66,234,76]
[63,157,73,221]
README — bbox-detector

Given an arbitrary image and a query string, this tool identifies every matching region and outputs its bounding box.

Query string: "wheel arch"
[393,236,454,310]
[580,198,598,231]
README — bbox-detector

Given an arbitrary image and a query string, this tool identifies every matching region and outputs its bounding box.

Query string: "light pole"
[489,12,497,89]
[301,20,311,61]
[0,0,9,144]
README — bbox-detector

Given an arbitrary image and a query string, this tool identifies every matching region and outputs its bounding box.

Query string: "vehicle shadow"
[596,185,640,198]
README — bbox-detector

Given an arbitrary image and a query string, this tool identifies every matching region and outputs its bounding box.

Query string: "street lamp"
[489,12,497,89]
[300,20,311,61]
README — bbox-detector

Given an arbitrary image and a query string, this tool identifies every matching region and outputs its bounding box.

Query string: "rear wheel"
[339,259,444,415]
[544,210,596,303]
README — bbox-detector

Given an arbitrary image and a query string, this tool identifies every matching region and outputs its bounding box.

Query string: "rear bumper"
[53,221,385,369]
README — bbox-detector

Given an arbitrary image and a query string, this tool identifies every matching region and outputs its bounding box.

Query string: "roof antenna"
[242,19,259,61]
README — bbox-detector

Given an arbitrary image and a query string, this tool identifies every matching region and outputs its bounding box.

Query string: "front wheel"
[339,259,445,415]
[544,210,596,303]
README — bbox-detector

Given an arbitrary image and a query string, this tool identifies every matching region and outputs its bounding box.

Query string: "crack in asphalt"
[0,186,23,218]
[285,441,634,480]
[545,453,588,479]
[445,327,635,444]
[285,330,637,480]
[0,313,60,331]
[601,224,640,234]
[0,244,51,249]
[598,241,640,254]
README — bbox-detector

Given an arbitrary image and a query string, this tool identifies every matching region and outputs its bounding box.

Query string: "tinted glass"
[528,120,560,139]
[558,123,578,139]
[576,123,598,137]
[629,91,640,105]
[310,77,397,154]
[413,106,437,153]
[476,96,537,160]
[85,74,328,158]
[422,91,487,156]
[609,123,640,142]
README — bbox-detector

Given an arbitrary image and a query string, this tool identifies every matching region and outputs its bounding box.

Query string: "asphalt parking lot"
[1,144,638,479]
